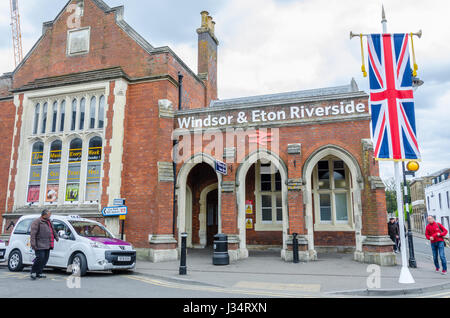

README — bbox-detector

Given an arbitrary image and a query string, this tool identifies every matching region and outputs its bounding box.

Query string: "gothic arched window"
[27,141,44,203]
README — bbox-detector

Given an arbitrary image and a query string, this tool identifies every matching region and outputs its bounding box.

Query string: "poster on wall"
[45,185,59,203]
[246,218,253,230]
[65,184,79,202]
[27,185,40,203]
[245,200,253,215]
[85,182,100,202]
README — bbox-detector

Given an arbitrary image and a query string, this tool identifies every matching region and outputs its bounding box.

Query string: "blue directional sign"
[102,206,128,217]
[215,160,227,176]
[113,199,126,206]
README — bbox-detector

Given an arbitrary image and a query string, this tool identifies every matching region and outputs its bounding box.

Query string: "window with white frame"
[26,91,106,206]
[45,140,62,204]
[66,138,82,204]
[313,157,353,227]
[27,141,44,203]
[447,191,449,209]
[85,136,102,203]
[255,160,283,230]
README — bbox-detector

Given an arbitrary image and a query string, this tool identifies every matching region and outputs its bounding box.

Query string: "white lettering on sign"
[177,101,367,129]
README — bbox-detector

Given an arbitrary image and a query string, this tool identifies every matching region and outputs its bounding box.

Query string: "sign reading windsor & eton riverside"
[177,100,368,129]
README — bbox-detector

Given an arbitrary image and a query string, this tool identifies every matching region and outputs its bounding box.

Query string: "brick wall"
[6,95,23,213]
[0,99,16,227]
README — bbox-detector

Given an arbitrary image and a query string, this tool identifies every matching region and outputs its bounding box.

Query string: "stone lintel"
[368,176,386,190]
[159,99,174,118]
[362,138,374,152]
[158,162,174,182]
[221,181,235,193]
[288,178,303,191]
[287,143,302,155]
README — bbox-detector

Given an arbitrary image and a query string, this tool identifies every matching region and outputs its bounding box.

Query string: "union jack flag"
[368,33,420,161]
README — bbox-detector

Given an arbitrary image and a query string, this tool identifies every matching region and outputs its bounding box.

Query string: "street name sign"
[215,160,227,175]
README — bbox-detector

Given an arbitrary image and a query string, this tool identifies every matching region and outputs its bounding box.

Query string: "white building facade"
[425,169,450,229]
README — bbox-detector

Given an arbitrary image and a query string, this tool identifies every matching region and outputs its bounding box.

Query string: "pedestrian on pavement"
[394,217,407,252]
[388,217,400,253]
[425,215,448,275]
[30,210,59,280]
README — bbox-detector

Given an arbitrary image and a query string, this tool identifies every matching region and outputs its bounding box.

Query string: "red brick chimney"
[197,11,219,105]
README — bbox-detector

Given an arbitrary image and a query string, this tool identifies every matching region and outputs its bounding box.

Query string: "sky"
[0,0,449,181]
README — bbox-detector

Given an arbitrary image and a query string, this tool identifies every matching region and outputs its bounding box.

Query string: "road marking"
[233,281,321,292]
[125,275,322,298]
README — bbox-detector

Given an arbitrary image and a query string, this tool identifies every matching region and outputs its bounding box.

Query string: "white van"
[0,240,6,262]
[5,215,136,276]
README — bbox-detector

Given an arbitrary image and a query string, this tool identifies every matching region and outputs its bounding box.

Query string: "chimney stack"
[197,11,219,104]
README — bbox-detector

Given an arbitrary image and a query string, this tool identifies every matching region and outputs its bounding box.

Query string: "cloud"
[0,0,449,180]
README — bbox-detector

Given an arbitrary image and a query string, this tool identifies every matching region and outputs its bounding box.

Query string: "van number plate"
[117,256,131,262]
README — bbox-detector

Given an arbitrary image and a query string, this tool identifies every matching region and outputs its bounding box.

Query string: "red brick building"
[0,0,395,265]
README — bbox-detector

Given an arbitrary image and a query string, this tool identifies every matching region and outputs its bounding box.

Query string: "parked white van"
[5,215,136,276]
[0,240,6,262]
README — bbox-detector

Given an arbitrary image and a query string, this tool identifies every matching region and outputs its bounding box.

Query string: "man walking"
[30,210,59,280]
[388,217,400,253]
[425,215,448,275]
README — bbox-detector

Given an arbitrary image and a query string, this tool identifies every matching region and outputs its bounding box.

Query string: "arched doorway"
[177,153,222,251]
[198,183,218,247]
[303,145,364,259]
[236,150,289,260]
[206,189,219,246]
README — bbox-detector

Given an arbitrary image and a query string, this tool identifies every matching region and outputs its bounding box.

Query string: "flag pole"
[382,5,415,284]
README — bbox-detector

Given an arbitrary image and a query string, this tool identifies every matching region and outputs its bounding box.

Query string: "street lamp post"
[402,161,418,268]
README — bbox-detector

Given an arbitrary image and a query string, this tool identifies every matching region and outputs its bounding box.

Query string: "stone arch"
[236,149,289,260]
[176,153,222,248]
[302,145,364,256]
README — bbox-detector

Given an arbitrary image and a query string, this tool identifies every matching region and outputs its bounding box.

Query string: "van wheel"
[70,253,88,277]
[8,250,24,272]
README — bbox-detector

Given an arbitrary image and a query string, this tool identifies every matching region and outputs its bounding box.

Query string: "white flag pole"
[382,5,415,284]
[395,162,415,283]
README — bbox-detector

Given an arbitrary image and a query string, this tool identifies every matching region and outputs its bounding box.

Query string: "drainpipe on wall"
[178,72,184,111]
[173,72,184,236]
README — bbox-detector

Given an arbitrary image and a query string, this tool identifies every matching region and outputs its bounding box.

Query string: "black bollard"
[213,234,229,266]
[179,232,187,275]
[292,233,299,264]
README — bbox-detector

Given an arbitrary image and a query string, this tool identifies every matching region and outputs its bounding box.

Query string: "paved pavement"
[1,234,450,298]
[133,240,450,296]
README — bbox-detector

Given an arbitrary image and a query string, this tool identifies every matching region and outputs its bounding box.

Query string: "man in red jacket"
[425,216,448,275]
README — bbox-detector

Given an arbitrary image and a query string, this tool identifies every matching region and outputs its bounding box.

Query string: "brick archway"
[236,149,289,260]
[302,145,364,258]
[176,153,222,249]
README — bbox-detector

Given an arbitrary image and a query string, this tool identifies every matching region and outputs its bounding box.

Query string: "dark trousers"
[31,249,50,275]
[390,236,399,252]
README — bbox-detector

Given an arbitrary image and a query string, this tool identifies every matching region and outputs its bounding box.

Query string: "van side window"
[14,219,34,235]
[52,220,73,239]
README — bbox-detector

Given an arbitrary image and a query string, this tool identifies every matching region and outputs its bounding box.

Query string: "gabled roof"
[14,0,154,74]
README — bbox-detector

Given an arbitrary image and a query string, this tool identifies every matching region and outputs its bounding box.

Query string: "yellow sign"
[119,215,126,220]
[245,200,253,215]
[246,218,253,229]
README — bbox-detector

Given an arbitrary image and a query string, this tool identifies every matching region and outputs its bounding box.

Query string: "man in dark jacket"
[387,217,400,253]
[30,210,59,280]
